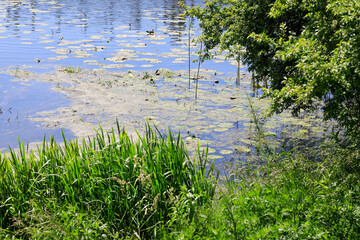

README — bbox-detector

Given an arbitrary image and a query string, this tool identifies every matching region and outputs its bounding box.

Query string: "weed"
[165,71,172,78]
[106,80,112,88]
[64,67,80,73]
[143,71,151,79]
[12,67,20,77]
[64,67,75,73]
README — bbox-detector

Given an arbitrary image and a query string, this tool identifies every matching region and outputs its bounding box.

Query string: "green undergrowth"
[173,142,360,239]
[1,120,360,239]
[0,121,216,239]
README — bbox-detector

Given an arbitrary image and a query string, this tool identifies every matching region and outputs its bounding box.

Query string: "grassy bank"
[1,122,360,239]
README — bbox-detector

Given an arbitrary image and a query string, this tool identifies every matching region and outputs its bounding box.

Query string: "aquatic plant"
[143,71,151,79]
[146,29,155,35]
[64,67,80,73]
[187,17,193,89]
[195,41,203,100]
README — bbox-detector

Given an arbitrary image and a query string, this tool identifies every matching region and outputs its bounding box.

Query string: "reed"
[0,121,216,239]
[236,54,241,86]
[195,41,203,100]
[188,17,193,89]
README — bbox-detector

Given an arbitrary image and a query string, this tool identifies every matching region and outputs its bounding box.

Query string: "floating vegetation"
[118,42,147,48]
[48,56,68,60]
[114,25,129,30]
[149,41,167,45]
[1,65,334,168]
[234,145,251,153]
[73,49,93,58]
[51,48,71,55]
[140,64,154,68]
[39,40,55,43]
[63,67,79,73]
[100,63,135,69]
[134,58,162,63]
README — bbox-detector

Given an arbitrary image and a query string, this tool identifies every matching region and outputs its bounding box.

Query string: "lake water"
[0,0,208,148]
[0,0,331,170]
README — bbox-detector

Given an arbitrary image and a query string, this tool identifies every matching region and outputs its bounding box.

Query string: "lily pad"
[134,58,162,64]
[208,155,223,159]
[40,40,55,43]
[48,56,68,60]
[218,122,234,128]
[172,60,185,64]
[214,128,228,132]
[234,146,251,153]
[114,25,129,30]
[52,48,71,54]
[220,150,233,155]
[90,35,105,40]
[149,41,167,45]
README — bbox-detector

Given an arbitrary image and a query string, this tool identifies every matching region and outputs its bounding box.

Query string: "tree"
[184,0,360,139]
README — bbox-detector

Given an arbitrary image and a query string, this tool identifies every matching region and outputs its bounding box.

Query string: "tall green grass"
[0,121,216,239]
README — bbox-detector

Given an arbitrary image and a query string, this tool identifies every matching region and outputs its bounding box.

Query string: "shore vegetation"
[1,119,359,239]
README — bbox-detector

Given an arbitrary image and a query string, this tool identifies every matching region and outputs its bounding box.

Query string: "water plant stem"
[236,53,241,86]
[195,41,203,100]
[188,17,193,89]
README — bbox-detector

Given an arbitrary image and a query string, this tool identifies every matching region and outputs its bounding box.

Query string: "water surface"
[0,0,331,169]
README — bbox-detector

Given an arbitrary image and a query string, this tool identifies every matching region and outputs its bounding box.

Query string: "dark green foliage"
[184,0,360,139]
[0,121,216,239]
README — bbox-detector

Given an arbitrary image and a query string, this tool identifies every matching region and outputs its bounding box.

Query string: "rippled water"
[0,0,216,149]
[0,0,208,68]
